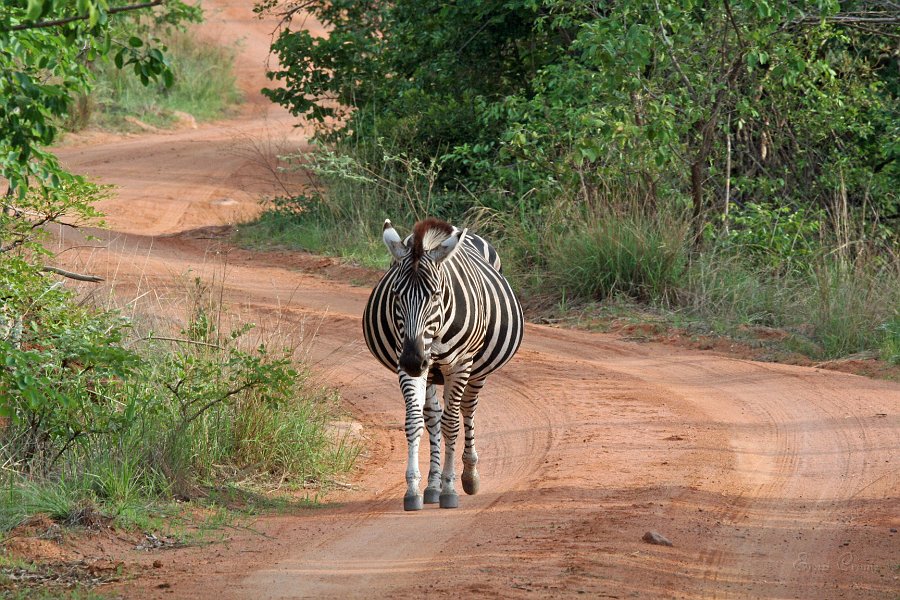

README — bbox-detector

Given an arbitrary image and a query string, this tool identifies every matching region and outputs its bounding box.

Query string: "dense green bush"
[0,258,137,475]
[260,0,898,223]
[712,202,823,271]
[1,260,357,526]
[250,0,899,364]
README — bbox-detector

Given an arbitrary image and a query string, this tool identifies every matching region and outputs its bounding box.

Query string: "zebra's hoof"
[439,493,459,509]
[424,487,441,504]
[462,471,480,495]
[404,495,423,511]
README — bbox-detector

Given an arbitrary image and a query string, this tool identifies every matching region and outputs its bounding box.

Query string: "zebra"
[363,217,524,511]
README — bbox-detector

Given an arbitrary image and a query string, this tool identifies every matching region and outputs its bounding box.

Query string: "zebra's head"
[383,218,467,377]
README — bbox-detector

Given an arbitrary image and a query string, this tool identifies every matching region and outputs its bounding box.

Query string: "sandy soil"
[41,1,900,598]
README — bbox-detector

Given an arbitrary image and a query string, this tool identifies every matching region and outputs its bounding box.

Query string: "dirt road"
[51,2,899,598]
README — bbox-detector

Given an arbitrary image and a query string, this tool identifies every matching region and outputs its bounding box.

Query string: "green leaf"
[25,0,45,21]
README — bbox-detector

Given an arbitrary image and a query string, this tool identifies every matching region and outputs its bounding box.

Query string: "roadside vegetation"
[70,27,241,131]
[60,14,241,132]
[244,0,900,365]
[0,2,357,584]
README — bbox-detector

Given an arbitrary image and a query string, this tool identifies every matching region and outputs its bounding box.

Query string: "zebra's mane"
[411,218,454,269]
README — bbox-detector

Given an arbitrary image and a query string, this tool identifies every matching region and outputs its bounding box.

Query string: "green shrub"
[0,261,357,529]
[543,208,689,304]
[0,258,138,476]
[716,202,822,272]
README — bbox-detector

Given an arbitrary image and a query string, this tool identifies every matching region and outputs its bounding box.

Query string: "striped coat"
[363,218,524,510]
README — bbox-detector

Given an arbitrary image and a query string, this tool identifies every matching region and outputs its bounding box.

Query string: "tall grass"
[683,248,900,356]
[234,143,899,364]
[0,271,359,533]
[67,27,240,131]
[236,192,392,269]
[235,143,455,268]
[542,208,688,305]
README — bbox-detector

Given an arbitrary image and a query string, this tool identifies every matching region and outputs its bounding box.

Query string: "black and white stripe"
[363,218,524,510]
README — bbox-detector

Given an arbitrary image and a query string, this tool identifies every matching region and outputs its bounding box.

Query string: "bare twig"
[724,115,732,232]
[799,14,900,24]
[129,335,223,349]
[182,380,259,426]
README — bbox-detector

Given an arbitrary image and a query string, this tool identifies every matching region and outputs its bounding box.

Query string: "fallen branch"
[813,351,879,368]
[129,335,222,349]
[41,265,104,282]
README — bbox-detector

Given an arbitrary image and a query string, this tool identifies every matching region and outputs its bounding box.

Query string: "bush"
[0,258,137,476]
[543,208,689,304]
[0,261,357,529]
[715,202,822,272]
[260,0,899,223]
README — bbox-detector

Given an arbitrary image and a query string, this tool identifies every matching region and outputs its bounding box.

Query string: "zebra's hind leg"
[439,365,471,508]
[400,372,427,511]
[423,383,442,504]
[461,378,486,495]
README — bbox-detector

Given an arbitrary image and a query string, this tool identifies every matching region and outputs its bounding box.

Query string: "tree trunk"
[690,159,706,244]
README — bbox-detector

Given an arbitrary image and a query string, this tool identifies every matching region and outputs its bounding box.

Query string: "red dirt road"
[50,2,899,598]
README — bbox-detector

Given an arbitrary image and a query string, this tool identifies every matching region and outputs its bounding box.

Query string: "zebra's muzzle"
[398,339,429,377]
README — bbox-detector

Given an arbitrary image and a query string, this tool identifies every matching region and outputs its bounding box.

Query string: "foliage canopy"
[261,0,899,223]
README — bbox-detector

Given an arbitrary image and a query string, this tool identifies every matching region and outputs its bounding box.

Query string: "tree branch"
[41,265,104,282]
[182,380,260,427]
[804,14,900,24]
[723,0,746,51]
[4,0,163,32]
[654,0,695,98]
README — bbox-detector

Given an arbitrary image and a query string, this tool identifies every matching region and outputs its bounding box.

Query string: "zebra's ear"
[383,219,408,261]
[429,227,467,264]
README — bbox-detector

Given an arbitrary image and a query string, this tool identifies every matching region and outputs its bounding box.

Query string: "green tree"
[0,0,198,469]
[1,0,199,201]
[260,0,899,225]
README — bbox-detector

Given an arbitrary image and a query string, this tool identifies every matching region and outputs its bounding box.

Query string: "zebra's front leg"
[423,383,443,504]
[439,365,471,509]
[399,372,427,511]
[461,378,486,495]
